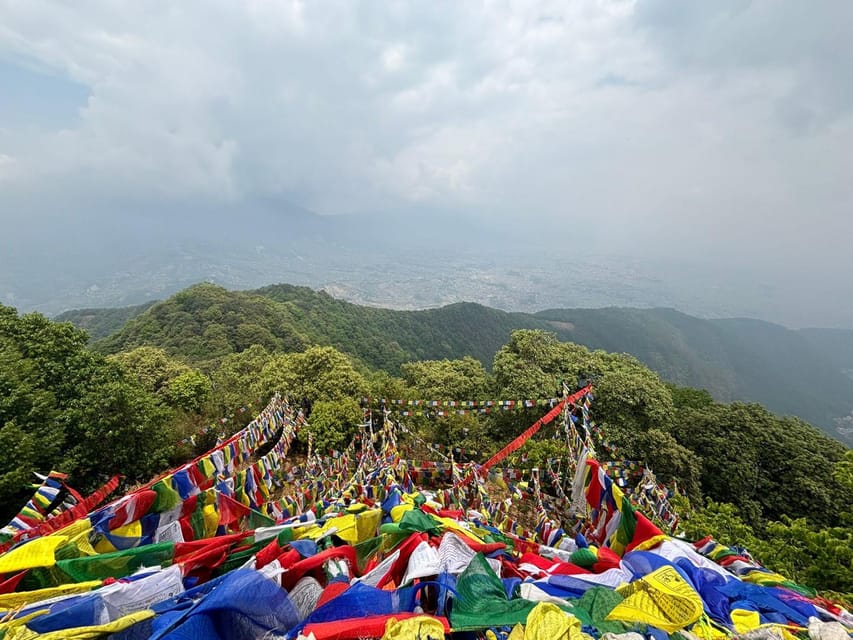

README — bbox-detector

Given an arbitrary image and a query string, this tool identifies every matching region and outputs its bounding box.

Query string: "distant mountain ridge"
[535,308,853,438]
[799,328,853,378]
[55,282,853,445]
[55,301,158,340]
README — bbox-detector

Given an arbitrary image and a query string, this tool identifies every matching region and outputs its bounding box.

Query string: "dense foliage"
[95,283,550,376]
[4,292,852,595]
[55,301,157,340]
[96,284,309,361]
[78,284,853,444]
[0,306,176,516]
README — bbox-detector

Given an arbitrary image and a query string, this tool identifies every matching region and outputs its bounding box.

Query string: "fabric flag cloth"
[0,535,67,573]
[581,458,665,554]
[605,566,705,632]
[0,471,70,534]
[456,385,592,488]
[0,475,121,554]
[0,392,849,640]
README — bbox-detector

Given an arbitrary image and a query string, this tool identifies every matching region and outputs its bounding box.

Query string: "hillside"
[55,300,158,340]
[536,308,853,437]
[3,305,853,625]
[254,283,547,371]
[800,328,853,378]
[69,283,853,445]
[92,283,549,372]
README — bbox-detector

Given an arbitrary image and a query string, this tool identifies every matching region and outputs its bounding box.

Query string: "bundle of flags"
[1,489,846,639]
[0,391,850,639]
[376,397,564,408]
[1,471,77,535]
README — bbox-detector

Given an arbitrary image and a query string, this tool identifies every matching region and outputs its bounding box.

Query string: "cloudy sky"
[1,1,851,273]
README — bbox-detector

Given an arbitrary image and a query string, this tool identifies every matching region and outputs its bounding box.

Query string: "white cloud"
[0,0,850,266]
[381,44,407,73]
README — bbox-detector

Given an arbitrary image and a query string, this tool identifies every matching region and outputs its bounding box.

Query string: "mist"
[2,1,852,327]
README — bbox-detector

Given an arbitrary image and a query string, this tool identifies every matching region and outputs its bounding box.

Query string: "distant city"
[4,243,844,331]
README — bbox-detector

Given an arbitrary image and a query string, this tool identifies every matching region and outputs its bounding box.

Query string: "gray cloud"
[0,1,851,295]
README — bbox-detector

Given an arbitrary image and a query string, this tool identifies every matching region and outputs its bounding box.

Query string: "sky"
[1,1,852,315]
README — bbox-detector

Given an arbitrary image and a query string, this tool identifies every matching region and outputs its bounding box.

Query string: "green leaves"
[682,500,853,595]
[0,305,179,518]
[210,344,273,411]
[401,356,489,399]
[255,346,368,402]
[834,450,853,491]
[95,283,309,360]
[671,402,852,528]
[493,329,676,435]
[304,398,364,453]
[62,362,174,487]
[109,346,193,397]
[167,370,213,413]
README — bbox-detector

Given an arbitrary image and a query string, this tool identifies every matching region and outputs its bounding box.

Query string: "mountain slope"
[800,328,853,377]
[94,283,549,373]
[55,301,157,340]
[70,283,853,444]
[255,283,547,371]
[537,308,853,437]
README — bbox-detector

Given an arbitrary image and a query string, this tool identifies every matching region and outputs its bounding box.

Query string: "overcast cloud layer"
[1,1,852,311]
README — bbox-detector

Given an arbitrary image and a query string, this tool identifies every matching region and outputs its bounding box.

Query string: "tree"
[234,323,280,352]
[401,356,489,400]
[591,367,676,436]
[211,345,274,411]
[680,500,761,552]
[835,450,853,492]
[0,421,38,511]
[671,402,852,528]
[759,516,853,594]
[492,329,675,439]
[201,324,232,357]
[108,346,192,398]
[167,370,213,413]
[254,346,367,402]
[95,283,308,361]
[631,428,702,502]
[419,412,495,460]
[0,331,62,483]
[304,398,364,453]
[681,500,853,595]
[493,330,589,398]
[667,383,714,411]
[61,363,174,490]
[0,305,178,518]
[366,370,410,401]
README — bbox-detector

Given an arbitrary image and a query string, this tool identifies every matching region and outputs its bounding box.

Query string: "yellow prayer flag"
[0,580,102,610]
[199,456,216,479]
[94,521,141,554]
[523,602,589,640]
[382,615,446,639]
[0,536,67,574]
[202,503,219,538]
[606,566,704,632]
[3,610,154,639]
[390,504,413,523]
[354,509,382,543]
[731,608,762,634]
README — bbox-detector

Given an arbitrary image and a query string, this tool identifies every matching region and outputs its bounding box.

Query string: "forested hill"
[89,283,548,372]
[55,300,157,340]
[535,308,853,440]
[59,282,853,445]
[800,328,853,377]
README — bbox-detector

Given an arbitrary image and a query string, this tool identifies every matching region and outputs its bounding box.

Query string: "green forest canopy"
[3,301,852,595]
[65,283,853,445]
